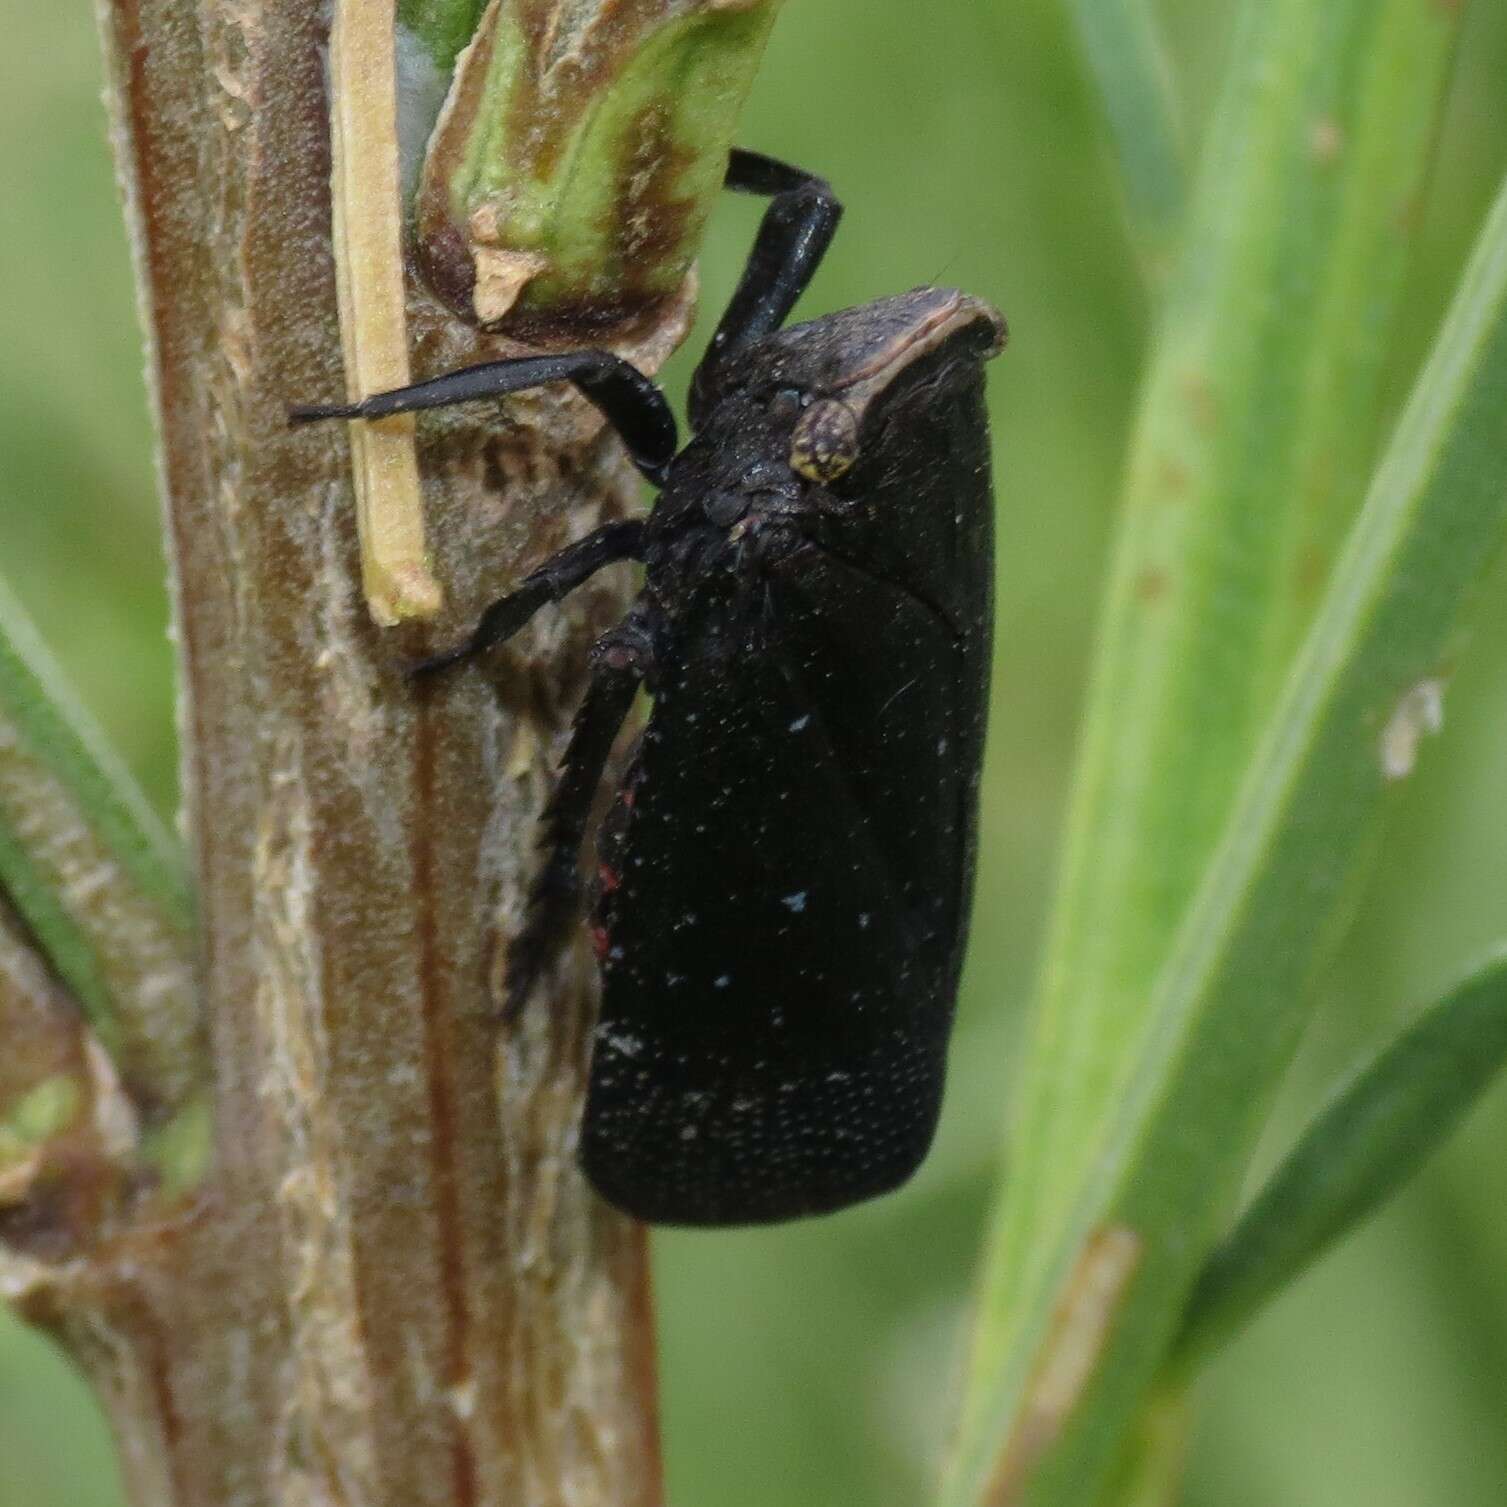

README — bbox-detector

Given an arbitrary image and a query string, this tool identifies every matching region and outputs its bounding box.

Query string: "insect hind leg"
[503,608,655,1018]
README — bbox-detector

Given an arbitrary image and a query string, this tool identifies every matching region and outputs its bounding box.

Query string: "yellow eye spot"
[789,400,859,483]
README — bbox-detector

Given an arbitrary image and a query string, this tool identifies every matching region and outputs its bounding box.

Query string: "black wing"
[581,547,977,1225]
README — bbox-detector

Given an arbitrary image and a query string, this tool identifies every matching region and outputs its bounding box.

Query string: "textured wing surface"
[582,553,971,1225]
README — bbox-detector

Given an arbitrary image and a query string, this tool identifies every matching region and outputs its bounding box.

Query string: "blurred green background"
[4,2,1507,1503]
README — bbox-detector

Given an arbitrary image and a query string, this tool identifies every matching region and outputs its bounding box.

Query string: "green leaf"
[952,0,1462,1474]
[0,575,199,1118]
[1174,944,1507,1370]
[1056,0,1186,279]
[945,156,1507,1506]
[1095,1386,1191,1507]
[397,0,488,71]
[1,1075,83,1150]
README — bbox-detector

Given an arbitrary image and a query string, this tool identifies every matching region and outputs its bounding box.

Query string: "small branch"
[0,898,140,1268]
[0,573,200,1128]
[0,907,93,1204]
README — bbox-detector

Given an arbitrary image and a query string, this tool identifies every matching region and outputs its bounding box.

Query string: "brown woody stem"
[5,0,713,1499]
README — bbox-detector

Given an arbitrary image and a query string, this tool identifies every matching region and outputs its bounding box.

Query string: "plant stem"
[2,0,719,1498]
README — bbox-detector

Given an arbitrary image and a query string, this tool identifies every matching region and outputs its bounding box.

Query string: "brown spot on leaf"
[1180,372,1220,433]
[1134,567,1170,603]
[1393,192,1425,237]
[983,1227,1144,1507]
[1294,545,1329,602]
[1309,118,1344,166]
[1155,455,1191,498]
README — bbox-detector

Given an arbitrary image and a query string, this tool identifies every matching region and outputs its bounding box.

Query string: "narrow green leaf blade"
[947,161,1507,1505]
[1057,0,1186,277]
[1174,945,1507,1369]
[956,0,1463,1456]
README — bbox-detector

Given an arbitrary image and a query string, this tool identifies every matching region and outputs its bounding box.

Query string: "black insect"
[292,150,1005,1225]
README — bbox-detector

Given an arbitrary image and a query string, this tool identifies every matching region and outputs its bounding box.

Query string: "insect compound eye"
[789,398,860,483]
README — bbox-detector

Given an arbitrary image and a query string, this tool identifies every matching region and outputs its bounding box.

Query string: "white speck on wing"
[781,891,808,913]
[599,1030,643,1058]
[789,714,811,732]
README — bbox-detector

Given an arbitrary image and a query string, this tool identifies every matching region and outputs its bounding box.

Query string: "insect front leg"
[290,350,673,671]
[410,519,645,675]
[503,608,657,1018]
[290,348,679,482]
[689,149,844,424]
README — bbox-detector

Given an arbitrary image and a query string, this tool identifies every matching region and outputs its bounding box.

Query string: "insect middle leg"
[689,149,845,423]
[503,607,656,1017]
[410,519,645,675]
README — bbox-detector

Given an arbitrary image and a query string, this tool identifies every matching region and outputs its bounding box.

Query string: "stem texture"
[2,1,703,1500]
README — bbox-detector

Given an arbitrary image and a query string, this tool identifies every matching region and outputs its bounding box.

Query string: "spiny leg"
[504,617,652,1018]
[409,519,645,675]
[290,349,679,482]
[689,149,844,425]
